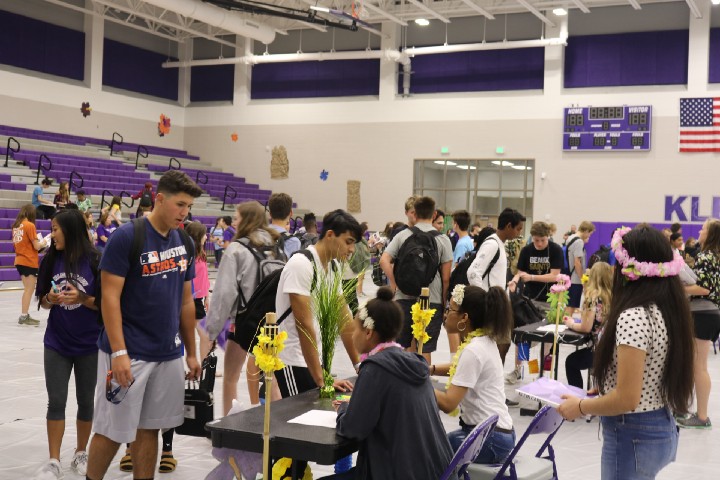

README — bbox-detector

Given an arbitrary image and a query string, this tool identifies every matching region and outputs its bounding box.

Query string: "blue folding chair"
[467,405,565,480]
[440,414,499,480]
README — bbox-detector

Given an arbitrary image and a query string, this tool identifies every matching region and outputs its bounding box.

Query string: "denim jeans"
[601,407,679,480]
[448,425,516,465]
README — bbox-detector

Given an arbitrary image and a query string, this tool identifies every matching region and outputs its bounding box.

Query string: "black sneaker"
[505,398,520,408]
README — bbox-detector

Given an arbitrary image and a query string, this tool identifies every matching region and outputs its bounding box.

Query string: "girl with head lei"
[34,209,100,478]
[563,261,614,389]
[320,287,456,480]
[433,285,516,465]
[558,224,695,480]
[677,218,720,429]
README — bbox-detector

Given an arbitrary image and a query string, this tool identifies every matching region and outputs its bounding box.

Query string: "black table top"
[206,386,359,465]
[513,320,590,346]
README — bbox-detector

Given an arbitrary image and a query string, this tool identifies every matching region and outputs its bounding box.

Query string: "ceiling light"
[552,8,568,16]
[414,18,430,26]
[456,165,477,170]
[310,6,331,13]
[434,160,457,166]
[713,0,720,5]
[491,160,515,167]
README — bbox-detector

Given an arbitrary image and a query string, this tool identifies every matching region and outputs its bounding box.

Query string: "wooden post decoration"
[262,312,277,480]
[410,287,433,355]
[550,300,563,378]
[546,275,571,379]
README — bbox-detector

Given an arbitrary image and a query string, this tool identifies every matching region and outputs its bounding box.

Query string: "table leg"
[291,459,299,480]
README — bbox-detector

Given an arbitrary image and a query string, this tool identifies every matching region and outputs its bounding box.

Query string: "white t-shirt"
[276,245,335,368]
[451,336,513,430]
[467,234,507,292]
[602,305,669,413]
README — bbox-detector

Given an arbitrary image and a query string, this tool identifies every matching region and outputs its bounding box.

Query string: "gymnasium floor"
[0,277,718,479]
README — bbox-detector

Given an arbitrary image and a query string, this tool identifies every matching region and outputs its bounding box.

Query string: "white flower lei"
[451,284,465,307]
[358,305,375,330]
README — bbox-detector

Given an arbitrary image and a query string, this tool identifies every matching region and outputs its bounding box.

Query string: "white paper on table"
[536,324,567,333]
[287,410,338,429]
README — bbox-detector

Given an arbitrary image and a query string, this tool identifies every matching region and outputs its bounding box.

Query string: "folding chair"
[440,414,499,480]
[467,405,565,480]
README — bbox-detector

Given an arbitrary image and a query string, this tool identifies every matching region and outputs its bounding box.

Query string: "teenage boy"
[565,221,595,316]
[268,192,301,258]
[452,210,473,267]
[85,170,203,480]
[389,195,420,241]
[380,196,453,363]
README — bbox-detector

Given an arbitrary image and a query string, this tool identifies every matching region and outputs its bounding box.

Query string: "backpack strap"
[129,218,146,268]
[234,238,266,308]
[481,237,502,281]
[565,236,581,276]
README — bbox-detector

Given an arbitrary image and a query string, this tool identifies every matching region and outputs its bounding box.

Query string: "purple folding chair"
[439,414,499,480]
[467,405,564,480]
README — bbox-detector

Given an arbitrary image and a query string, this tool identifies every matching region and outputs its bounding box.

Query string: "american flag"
[679,97,720,152]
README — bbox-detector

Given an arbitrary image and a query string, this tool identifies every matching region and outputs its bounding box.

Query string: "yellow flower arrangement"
[410,301,435,344]
[581,273,589,285]
[445,328,485,416]
[252,328,288,373]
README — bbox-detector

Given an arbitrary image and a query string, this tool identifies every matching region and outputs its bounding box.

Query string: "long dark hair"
[36,210,100,302]
[593,224,695,415]
[457,286,513,343]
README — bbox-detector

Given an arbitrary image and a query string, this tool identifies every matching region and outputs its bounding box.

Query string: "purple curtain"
[709,28,720,83]
[191,65,234,102]
[103,39,178,100]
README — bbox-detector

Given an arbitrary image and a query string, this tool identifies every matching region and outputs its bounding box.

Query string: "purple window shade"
[709,29,720,83]
[564,30,689,88]
[103,39,178,101]
[191,65,234,102]
[405,48,545,94]
[0,9,84,81]
[251,59,380,99]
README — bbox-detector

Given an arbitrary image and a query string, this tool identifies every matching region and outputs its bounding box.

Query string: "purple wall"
[406,48,545,94]
[583,222,701,260]
[564,30,689,88]
[103,39,178,100]
[0,9,84,81]
[251,59,380,99]
[191,65,234,102]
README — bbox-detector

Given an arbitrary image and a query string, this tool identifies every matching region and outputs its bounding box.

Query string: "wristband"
[111,349,128,359]
[578,399,586,415]
[44,294,55,305]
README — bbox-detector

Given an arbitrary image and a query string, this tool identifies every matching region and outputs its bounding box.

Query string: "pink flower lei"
[550,274,572,293]
[611,226,685,281]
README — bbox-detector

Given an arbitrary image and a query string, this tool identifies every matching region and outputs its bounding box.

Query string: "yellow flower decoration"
[445,328,485,416]
[410,301,436,344]
[581,273,589,285]
[252,328,288,373]
[272,457,313,479]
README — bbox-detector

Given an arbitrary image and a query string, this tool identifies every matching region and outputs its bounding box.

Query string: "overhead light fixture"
[414,18,430,26]
[309,6,331,13]
[511,165,527,170]
[713,0,720,5]
[491,160,514,167]
[434,160,457,166]
[456,165,477,170]
[552,8,568,16]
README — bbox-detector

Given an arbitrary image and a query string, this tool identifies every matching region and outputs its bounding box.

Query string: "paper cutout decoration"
[158,114,171,137]
[320,170,329,181]
[347,180,360,213]
[271,146,289,179]
[81,102,91,118]
[231,133,238,142]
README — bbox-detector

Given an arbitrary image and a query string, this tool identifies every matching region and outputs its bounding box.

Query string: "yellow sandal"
[158,453,177,473]
[119,453,133,472]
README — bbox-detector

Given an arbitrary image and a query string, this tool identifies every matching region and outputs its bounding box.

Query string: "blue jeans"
[601,407,679,480]
[448,424,516,465]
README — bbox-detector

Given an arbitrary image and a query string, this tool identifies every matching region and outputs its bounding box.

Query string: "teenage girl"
[13,204,48,325]
[563,261,613,389]
[103,195,123,226]
[185,221,212,360]
[54,181,70,210]
[433,285,516,464]
[34,209,100,478]
[96,212,116,254]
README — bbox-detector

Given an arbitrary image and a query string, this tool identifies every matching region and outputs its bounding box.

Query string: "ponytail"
[459,286,513,343]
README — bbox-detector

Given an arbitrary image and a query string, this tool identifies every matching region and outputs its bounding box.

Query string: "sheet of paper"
[287,409,338,429]
[536,324,568,333]
[516,377,588,407]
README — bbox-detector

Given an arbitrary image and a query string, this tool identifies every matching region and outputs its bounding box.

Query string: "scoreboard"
[563,105,652,151]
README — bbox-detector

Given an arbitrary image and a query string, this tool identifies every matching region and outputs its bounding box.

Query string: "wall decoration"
[231,133,238,142]
[158,114,171,136]
[270,146,289,179]
[347,180,360,212]
[320,169,329,181]
[80,102,91,118]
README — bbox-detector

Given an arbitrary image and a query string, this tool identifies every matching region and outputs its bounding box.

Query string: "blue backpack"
[561,236,581,276]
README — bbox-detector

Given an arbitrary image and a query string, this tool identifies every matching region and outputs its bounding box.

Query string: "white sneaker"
[71,450,88,475]
[505,368,521,385]
[34,459,64,480]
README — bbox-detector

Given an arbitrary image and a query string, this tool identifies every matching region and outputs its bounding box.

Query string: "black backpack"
[95,218,194,325]
[588,244,611,269]
[447,237,501,301]
[235,236,288,307]
[393,227,441,297]
[139,189,153,207]
[561,236,582,276]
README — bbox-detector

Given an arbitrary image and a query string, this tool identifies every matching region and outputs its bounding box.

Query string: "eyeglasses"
[106,370,135,404]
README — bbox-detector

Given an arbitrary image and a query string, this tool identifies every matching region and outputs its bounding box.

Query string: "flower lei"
[546,274,571,323]
[451,284,465,306]
[445,328,486,416]
[359,341,403,362]
[251,327,288,373]
[411,301,436,344]
[549,273,571,293]
[358,305,375,330]
[612,226,685,281]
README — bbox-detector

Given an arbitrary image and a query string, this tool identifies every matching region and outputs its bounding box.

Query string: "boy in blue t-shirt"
[452,210,474,267]
[85,170,203,480]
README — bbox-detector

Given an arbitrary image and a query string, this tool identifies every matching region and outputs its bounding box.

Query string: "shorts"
[16,265,38,277]
[92,352,184,444]
[396,299,444,353]
[276,365,317,398]
[568,284,583,308]
[692,309,720,342]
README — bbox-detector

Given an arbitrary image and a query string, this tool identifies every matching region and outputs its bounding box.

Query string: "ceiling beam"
[459,0,495,20]
[571,0,591,14]
[628,0,642,10]
[516,0,555,27]
[686,0,702,18]
[364,2,408,26]
[406,0,451,24]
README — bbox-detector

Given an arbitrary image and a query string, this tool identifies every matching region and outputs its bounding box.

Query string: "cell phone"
[51,281,60,293]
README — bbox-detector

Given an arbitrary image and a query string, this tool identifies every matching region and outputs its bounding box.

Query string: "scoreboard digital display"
[563,105,652,151]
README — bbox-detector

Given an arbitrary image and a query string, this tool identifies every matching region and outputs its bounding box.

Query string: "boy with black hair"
[268,192,301,257]
[86,170,203,480]
[452,210,473,267]
[33,178,56,219]
[76,190,92,213]
[299,212,319,248]
[380,196,453,363]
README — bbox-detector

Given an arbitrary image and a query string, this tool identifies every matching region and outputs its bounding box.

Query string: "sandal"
[119,452,133,472]
[158,453,177,473]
